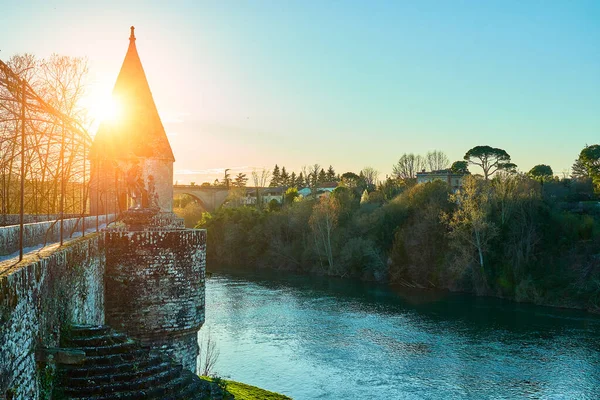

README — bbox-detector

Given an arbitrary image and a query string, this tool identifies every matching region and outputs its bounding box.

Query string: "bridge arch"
[173,192,209,213]
[172,185,231,213]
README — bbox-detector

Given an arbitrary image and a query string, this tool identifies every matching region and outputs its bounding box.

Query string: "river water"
[202,269,600,399]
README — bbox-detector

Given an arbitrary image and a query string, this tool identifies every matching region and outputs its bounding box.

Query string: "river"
[201,268,600,399]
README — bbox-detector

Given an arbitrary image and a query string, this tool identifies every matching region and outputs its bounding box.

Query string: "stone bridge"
[173,185,231,212]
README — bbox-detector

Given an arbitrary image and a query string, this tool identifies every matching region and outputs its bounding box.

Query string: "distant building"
[416,169,465,192]
[298,182,338,199]
[243,187,286,205]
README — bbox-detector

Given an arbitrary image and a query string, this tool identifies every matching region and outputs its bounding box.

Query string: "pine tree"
[318,168,327,185]
[234,173,248,187]
[289,172,297,188]
[297,172,305,188]
[280,166,290,187]
[310,171,319,189]
[270,164,281,187]
[326,165,336,182]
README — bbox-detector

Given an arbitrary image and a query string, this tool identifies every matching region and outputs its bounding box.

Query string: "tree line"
[192,143,600,313]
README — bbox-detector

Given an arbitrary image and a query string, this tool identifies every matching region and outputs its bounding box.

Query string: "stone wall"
[104,229,206,372]
[0,214,115,257]
[0,234,105,400]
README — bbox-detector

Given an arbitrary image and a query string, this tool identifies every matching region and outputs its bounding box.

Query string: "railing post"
[95,161,99,233]
[18,80,26,262]
[59,117,65,246]
[82,139,86,237]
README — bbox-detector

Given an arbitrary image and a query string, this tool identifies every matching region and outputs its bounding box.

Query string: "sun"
[90,94,122,123]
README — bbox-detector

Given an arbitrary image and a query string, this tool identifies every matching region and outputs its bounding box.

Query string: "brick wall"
[104,229,206,372]
[0,234,105,400]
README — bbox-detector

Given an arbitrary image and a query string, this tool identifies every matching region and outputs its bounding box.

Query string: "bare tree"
[309,196,339,272]
[0,54,91,216]
[443,176,497,274]
[425,150,449,172]
[301,164,321,198]
[392,153,425,180]
[251,168,271,209]
[361,166,379,189]
[198,329,220,376]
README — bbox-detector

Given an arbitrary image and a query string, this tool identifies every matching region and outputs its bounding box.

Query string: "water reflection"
[201,268,600,399]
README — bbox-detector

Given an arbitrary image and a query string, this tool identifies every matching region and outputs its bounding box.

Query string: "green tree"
[341,172,360,189]
[289,171,298,188]
[297,172,305,188]
[378,178,405,201]
[234,173,248,187]
[284,187,300,205]
[464,145,515,180]
[268,199,281,212]
[579,144,600,173]
[318,168,327,185]
[578,144,600,192]
[280,166,290,187]
[450,161,470,174]
[270,164,281,187]
[326,165,337,181]
[571,157,590,180]
[528,164,553,183]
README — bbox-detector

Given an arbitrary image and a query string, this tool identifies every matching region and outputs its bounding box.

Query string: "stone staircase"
[53,325,215,399]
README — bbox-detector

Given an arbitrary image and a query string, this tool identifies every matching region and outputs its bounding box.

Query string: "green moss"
[39,362,55,400]
[200,376,291,400]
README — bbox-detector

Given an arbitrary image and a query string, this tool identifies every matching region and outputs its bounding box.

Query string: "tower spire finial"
[130,26,136,42]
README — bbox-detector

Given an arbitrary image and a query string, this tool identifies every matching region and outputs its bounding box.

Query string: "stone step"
[68,325,113,338]
[65,373,199,400]
[81,349,157,367]
[61,355,164,378]
[61,366,184,397]
[54,325,209,399]
[62,332,129,348]
[61,361,175,387]
[75,340,138,357]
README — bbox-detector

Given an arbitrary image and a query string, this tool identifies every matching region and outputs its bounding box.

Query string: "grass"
[200,376,292,400]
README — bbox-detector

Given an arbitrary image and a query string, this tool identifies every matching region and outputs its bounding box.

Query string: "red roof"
[90,27,175,162]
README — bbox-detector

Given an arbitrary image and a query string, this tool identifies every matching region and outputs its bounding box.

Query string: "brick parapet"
[0,234,105,399]
[104,229,206,372]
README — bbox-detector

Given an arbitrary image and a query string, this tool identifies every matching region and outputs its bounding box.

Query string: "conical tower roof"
[90,27,175,162]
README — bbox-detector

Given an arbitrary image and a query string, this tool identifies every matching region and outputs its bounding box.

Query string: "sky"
[1,0,599,184]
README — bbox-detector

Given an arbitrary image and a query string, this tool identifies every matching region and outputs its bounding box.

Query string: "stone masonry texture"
[0,234,105,400]
[104,229,206,372]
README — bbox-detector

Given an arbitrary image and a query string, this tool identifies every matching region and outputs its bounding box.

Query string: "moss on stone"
[200,376,291,400]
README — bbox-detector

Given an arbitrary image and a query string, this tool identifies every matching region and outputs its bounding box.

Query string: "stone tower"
[89,26,175,215]
[93,27,206,373]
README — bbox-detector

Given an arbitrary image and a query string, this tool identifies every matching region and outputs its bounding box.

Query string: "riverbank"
[200,376,291,400]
